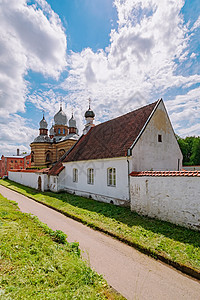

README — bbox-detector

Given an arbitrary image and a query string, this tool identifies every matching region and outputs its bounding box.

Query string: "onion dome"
[85,107,95,118]
[54,105,67,125]
[69,113,76,128]
[40,115,48,129]
[49,125,55,136]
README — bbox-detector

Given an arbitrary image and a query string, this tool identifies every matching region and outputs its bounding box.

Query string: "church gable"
[131,99,183,171]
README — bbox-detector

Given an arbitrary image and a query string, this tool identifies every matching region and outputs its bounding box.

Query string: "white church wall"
[62,157,130,205]
[8,171,47,192]
[130,176,200,231]
[131,101,183,171]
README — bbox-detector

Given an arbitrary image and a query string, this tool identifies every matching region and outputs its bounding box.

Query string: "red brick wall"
[0,154,31,177]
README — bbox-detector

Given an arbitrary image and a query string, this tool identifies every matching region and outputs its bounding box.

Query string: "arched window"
[87,168,94,185]
[31,151,34,163]
[73,168,78,182]
[107,168,116,186]
[45,151,52,162]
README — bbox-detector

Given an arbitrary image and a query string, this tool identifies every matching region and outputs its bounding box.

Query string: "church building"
[48,98,183,205]
[30,105,79,167]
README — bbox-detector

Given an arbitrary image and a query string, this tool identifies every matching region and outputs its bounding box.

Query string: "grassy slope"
[0,194,123,300]
[0,179,200,274]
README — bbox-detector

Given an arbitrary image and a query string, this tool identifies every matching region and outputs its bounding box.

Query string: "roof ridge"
[93,99,160,129]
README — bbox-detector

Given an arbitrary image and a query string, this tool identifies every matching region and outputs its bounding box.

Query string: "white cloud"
[0,0,67,116]
[191,16,200,31]
[166,87,200,137]
[190,52,197,59]
[0,114,37,157]
[58,0,200,130]
[2,0,200,156]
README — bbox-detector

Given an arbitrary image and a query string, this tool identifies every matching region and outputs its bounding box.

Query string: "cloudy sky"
[0,0,199,156]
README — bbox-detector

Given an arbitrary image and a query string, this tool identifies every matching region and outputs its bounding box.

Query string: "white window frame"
[107,168,116,187]
[87,168,94,185]
[73,168,78,182]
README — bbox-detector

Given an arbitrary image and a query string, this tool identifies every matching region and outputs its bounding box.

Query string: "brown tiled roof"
[48,162,65,176]
[63,100,159,163]
[130,171,200,177]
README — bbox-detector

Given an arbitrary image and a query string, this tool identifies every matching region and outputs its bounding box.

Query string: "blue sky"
[0,0,199,156]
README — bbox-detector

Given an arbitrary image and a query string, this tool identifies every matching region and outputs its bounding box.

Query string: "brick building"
[30,104,79,168]
[0,152,31,178]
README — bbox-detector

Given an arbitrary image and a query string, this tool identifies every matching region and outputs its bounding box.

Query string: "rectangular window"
[87,168,94,184]
[107,168,116,187]
[15,160,17,163]
[73,168,78,182]
[158,134,162,142]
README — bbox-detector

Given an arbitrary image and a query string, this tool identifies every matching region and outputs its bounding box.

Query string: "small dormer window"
[158,134,162,142]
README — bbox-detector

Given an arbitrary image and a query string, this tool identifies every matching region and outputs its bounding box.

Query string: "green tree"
[190,138,200,165]
[177,136,200,165]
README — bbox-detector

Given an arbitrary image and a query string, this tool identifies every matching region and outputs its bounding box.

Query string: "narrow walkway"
[0,185,199,300]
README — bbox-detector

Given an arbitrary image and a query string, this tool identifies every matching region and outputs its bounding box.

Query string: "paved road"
[0,185,200,300]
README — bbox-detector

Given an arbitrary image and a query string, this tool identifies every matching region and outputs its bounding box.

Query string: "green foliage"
[177,136,200,165]
[1,179,200,273]
[190,138,200,165]
[0,194,123,299]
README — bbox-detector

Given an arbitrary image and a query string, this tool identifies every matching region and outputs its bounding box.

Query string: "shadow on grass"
[2,179,200,249]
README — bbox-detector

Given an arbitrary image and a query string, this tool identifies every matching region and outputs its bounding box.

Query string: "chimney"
[17,148,20,156]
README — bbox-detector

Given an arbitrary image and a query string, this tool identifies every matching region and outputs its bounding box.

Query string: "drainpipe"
[127,148,132,203]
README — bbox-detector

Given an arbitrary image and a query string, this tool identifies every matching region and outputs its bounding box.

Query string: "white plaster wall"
[8,171,47,192]
[131,101,183,171]
[48,169,66,193]
[48,175,58,192]
[62,157,130,205]
[41,174,48,191]
[130,176,200,230]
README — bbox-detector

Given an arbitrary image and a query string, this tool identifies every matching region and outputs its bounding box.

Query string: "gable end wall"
[131,101,183,171]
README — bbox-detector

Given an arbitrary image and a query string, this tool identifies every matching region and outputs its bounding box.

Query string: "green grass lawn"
[0,193,124,299]
[1,179,200,275]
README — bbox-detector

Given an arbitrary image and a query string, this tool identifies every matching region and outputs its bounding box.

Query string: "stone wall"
[8,170,47,192]
[130,175,200,230]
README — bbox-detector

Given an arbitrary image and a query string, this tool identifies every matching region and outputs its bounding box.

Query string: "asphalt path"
[0,185,200,300]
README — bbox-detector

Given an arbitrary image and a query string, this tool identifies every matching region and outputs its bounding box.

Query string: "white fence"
[8,171,48,192]
[130,175,200,231]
